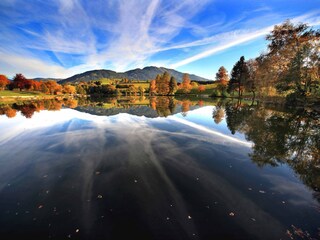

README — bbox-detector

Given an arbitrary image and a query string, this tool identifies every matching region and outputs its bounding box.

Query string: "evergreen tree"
[228,56,249,97]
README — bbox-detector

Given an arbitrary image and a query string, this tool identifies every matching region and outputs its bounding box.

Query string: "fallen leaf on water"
[291,225,304,238]
[286,230,293,239]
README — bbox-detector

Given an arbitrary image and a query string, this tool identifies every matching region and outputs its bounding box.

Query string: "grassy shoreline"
[0,90,67,104]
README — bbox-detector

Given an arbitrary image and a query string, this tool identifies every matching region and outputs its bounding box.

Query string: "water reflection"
[0,97,319,239]
[223,101,320,198]
[0,98,78,119]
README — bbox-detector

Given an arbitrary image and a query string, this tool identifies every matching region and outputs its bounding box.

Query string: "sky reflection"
[0,107,319,239]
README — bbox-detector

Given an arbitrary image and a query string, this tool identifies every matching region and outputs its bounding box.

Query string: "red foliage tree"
[12,73,29,91]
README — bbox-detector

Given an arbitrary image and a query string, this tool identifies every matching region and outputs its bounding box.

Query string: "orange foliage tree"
[30,80,42,91]
[0,75,10,90]
[45,80,62,95]
[63,85,76,94]
[181,73,192,93]
[198,85,206,93]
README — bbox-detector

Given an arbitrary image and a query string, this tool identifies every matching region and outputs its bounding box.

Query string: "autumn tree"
[76,85,86,95]
[181,73,192,93]
[198,85,205,93]
[63,85,76,94]
[41,83,49,94]
[215,66,229,90]
[278,43,320,96]
[169,76,177,95]
[264,20,320,97]
[149,79,157,96]
[45,80,62,95]
[30,80,42,91]
[244,59,258,100]
[191,81,198,88]
[12,73,29,91]
[0,75,10,90]
[156,72,170,95]
[266,20,309,75]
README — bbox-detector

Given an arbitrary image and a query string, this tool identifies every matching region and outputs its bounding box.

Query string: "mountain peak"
[61,66,211,84]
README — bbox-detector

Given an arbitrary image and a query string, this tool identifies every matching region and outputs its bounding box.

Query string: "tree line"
[149,72,207,95]
[213,20,320,102]
[0,73,76,95]
[1,20,318,102]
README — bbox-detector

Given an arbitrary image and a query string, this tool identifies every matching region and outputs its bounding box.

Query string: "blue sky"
[0,0,319,79]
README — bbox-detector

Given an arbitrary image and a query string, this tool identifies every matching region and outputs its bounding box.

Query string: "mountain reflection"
[1,96,319,198]
[1,97,319,192]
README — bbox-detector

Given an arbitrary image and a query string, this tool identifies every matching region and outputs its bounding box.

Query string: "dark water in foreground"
[0,98,319,239]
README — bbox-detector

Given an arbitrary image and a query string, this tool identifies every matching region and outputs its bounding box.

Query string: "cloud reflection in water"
[0,108,318,239]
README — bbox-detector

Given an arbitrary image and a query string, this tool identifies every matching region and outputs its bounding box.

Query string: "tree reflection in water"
[0,98,78,119]
[1,96,318,200]
[222,100,320,198]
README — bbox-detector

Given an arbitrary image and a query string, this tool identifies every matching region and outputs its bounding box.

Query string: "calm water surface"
[0,98,319,239]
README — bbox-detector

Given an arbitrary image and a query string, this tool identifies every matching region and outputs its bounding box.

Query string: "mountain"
[32,78,63,82]
[75,104,200,118]
[60,66,211,83]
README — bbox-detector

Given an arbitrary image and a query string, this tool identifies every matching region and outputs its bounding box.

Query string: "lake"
[0,97,319,239]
